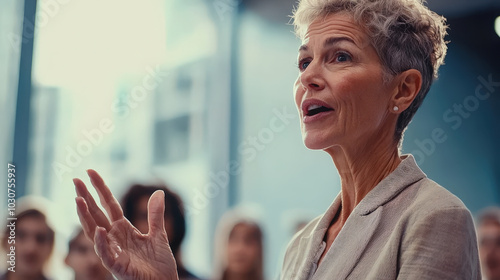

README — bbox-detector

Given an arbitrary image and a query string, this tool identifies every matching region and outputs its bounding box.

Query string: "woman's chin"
[303,136,332,150]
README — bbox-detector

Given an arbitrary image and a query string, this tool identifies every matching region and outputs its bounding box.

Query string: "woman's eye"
[335,52,352,62]
[298,59,311,71]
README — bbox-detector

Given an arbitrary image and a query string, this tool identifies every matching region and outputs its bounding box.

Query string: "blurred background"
[0,0,499,278]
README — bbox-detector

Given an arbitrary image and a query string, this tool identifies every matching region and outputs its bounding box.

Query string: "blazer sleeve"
[397,207,481,280]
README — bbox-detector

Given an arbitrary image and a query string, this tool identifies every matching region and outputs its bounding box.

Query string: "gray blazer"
[280,155,481,280]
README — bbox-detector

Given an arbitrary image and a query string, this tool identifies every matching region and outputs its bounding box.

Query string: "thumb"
[148,190,167,239]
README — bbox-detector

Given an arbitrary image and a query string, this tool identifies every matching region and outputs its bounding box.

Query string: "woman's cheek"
[294,81,304,109]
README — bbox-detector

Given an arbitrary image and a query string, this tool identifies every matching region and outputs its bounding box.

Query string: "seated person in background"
[477,207,500,280]
[65,228,112,280]
[121,184,200,280]
[1,205,54,280]
[213,209,264,280]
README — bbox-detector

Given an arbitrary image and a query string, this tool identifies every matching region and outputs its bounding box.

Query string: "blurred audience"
[65,228,112,280]
[478,207,500,280]
[294,219,311,234]
[213,208,264,280]
[121,183,200,280]
[1,200,54,280]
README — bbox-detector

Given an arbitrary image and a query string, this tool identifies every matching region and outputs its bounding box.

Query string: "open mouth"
[301,99,335,122]
[306,104,334,116]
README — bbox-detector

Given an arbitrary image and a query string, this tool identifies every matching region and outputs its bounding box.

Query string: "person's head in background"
[65,228,111,280]
[214,209,264,280]
[121,184,199,279]
[2,208,54,280]
[478,207,500,280]
[121,184,185,256]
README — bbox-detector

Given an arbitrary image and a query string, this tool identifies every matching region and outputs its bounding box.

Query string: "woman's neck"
[326,134,401,225]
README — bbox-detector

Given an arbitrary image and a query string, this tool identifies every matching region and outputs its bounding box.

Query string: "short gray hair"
[292,0,448,142]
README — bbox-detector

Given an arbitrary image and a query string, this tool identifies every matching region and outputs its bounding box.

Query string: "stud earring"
[393,106,399,112]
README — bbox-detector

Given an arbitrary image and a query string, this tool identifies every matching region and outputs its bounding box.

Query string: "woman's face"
[65,233,110,280]
[478,221,500,280]
[13,217,53,277]
[294,13,397,151]
[226,223,261,275]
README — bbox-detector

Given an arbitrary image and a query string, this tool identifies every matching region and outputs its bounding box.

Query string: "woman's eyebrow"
[324,36,357,48]
[298,36,357,52]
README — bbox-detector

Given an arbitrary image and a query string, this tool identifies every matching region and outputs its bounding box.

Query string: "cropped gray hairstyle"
[292,0,448,142]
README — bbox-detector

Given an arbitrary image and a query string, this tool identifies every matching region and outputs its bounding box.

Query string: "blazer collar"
[294,155,426,280]
[356,154,427,216]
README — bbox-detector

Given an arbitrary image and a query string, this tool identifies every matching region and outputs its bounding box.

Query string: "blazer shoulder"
[409,177,468,212]
[396,178,474,229]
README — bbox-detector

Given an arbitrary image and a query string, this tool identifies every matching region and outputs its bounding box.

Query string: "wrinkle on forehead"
[301,13,370,49]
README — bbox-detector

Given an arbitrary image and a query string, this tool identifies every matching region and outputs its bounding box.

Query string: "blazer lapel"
[292,234,315,279]
[312,207,383,279]
[292,195,342,280]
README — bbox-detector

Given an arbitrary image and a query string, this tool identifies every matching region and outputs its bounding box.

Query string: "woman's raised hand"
[74,169,179,280]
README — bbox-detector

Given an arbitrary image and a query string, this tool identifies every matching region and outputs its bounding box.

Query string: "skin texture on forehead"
[300,13,370,50]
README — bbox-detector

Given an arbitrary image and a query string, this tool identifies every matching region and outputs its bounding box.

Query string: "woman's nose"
[300,62,325,91]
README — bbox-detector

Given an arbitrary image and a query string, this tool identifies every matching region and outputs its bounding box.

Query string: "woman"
[1,207,54,280]
[213,208,264,280]
[476,208,500,280]
[65,228,112,280]
[73,0,481,279]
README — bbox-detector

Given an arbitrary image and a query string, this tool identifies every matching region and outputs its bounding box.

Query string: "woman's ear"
[392,69,422,112]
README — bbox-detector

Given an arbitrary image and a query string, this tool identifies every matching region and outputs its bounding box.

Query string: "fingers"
[94,227,117,271]
[87,169,124,222]
[74,178,111,231]
[75,197,98,241]
[148,190,167,238]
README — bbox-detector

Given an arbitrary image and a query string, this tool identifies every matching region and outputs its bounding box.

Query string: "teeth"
[308,104,322,111]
